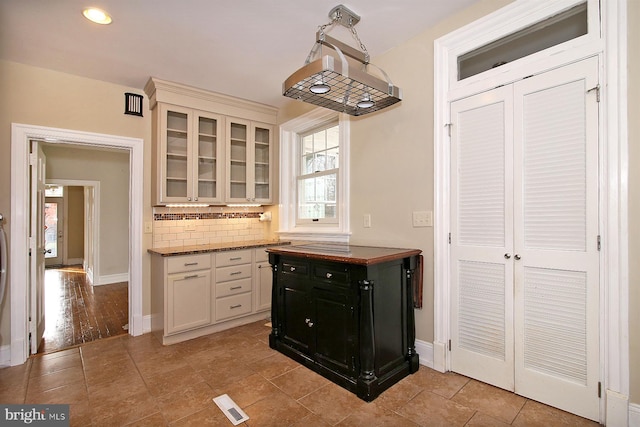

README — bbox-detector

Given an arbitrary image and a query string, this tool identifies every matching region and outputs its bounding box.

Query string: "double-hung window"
[298,124,339,224]
[279,109,350,242]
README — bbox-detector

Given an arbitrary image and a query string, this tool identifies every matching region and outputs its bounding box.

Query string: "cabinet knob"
[305,318,311,324]
[504,253,511,259]
[514,254,521,260]
[308,322,314,327]
[326,272,333,279]
[290,266,296,272]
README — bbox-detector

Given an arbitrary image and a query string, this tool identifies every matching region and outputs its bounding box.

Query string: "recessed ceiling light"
[82,7,112,25]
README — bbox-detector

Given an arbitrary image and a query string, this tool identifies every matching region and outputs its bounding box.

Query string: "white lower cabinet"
[151,246,278,345]
[215,249,252,321]
[167,270,211,334]
[254,248,272,312]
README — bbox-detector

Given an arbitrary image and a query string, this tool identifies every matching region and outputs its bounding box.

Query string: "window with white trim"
[279,109,350,242]
[297,123,339,224]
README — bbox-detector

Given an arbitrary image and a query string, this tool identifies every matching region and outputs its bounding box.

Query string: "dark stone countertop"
[148,240,290,257]
[266,243,421,266]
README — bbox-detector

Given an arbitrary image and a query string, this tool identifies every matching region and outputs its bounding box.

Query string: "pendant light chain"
[349,25,369,64]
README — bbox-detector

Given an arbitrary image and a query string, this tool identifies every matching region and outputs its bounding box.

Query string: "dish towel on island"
[413,255,423,309]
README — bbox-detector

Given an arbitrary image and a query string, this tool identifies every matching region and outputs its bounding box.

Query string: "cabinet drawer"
[281,261,308,276]
[313,264,349,285]
[215,293,252,321]
[216,249,252,267]
[216,277,252,298]
[216,263,252,282]
[167,254,212,274]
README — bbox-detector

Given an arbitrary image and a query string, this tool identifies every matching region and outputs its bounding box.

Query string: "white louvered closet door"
[450,86,515,391]
[450,57,599,421]
[512,57,599,420]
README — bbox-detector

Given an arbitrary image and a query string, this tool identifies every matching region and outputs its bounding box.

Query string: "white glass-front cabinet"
[158,104,223,204]
[226,119,273,204]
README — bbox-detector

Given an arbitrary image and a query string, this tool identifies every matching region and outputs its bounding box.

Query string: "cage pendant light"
[283,5,402,116]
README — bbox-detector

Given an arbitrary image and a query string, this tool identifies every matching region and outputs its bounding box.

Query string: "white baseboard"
[95,272,128,286]
[143,315,152,334]
[415,339,434,369]
[606,389,630,427]
[630,402,640,427]
[66,258,83,266]
[0,344,10,367]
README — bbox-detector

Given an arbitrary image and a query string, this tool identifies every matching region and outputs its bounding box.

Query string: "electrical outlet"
[363,214,371,228]
[412,211,432,227]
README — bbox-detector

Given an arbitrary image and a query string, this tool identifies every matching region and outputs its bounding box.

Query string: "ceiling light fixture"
[283,4,401,116]
[82,7,112,25]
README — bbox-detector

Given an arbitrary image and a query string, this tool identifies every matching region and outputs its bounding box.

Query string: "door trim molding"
[10,123,144,365]
[433,0,628,423]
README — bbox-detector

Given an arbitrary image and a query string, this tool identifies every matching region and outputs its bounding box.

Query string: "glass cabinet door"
[164,109,189,199]
[195,114,220,201]
[228,120,248,200]
[253,124,271,201]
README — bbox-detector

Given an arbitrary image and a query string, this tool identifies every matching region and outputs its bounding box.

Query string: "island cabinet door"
[280,281,312,354]
[313,287,357,378]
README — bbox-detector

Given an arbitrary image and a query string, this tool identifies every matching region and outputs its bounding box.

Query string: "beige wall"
[0,60,153,348]
[67,186,84,260]
[627,0,639,405]
[43,145,129,276]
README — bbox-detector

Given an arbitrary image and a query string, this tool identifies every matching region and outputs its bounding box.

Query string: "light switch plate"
[144,221,153,234]
[412,211,433,227]
[363,214,371,228]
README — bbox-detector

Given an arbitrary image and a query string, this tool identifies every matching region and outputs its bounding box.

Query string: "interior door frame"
[10,123,144,365]
[433,0,628,424]
[46,179,100,281]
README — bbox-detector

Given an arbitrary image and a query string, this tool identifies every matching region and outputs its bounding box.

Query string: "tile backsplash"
[152,207,269,248]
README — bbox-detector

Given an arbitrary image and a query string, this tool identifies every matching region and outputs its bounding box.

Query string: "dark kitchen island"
[267,243,421,401]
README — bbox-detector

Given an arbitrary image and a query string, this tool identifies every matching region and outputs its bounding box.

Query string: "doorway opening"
[40,179,128,354]
[10,123,144,366]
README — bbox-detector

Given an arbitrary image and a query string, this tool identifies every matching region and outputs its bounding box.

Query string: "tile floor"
[0,321,600,426]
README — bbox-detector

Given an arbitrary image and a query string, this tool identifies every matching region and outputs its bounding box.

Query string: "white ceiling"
[0,0,478,109]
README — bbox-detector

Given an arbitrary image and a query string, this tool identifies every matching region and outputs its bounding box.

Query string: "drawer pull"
[184,262,199,266]
[230,304,242,309]
[184,274,199,280]
[229,257,242,261]
[230,286,242,290]
[290,266,296,272]
[230,271,242,276]
[326,272,333,279]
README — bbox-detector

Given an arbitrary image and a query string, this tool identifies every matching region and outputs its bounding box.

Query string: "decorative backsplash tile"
[152,207,269,248]
[154,212,261,221]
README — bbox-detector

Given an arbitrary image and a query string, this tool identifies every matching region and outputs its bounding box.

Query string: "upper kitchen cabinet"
[226,119,273,204]
[145,78,278,206]
[156,104,223,204]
